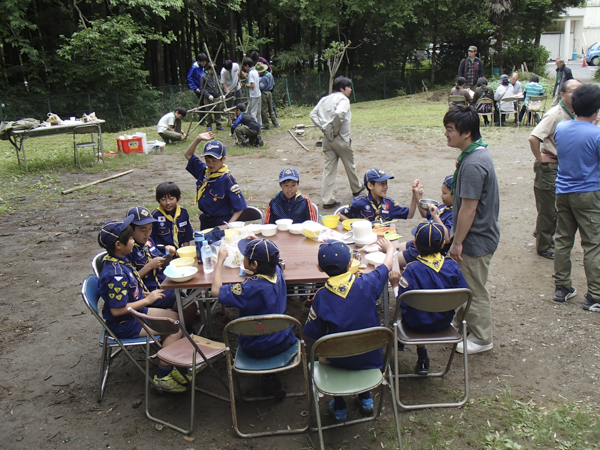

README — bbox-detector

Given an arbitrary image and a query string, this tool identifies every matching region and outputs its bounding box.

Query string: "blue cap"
[238,238,280,262]
[411,221,445,248]
[279,167,300,182]
[318,240,351,271]
[127,206,157,225]
[201,140,226,159]
[364,168,394,185]
[98,215,134,249]
[443,174,453,189]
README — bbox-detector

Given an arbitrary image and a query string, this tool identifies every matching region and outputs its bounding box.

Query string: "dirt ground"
[1,109,599,450]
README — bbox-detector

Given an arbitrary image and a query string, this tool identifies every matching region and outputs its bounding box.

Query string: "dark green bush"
[502,43,550,77]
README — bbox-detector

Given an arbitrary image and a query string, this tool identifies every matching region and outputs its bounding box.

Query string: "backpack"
[0,118,41,140]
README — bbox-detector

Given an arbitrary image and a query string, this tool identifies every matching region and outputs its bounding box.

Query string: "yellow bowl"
[349,259,360,274]
[177,247,197,260]
[342,219,361,230]
[170,257,195,268]
[322,215,340,229]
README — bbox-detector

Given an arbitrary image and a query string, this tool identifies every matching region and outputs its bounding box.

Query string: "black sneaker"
[582,293,600,312]
[322,201,341,210]
[353,185,366,197]
[257,136,264,147]
[554,285,576,302]
[416,358,430,376]
[537,250,554,259]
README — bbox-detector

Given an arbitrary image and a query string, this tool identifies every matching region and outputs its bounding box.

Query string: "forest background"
[0,0,586,130]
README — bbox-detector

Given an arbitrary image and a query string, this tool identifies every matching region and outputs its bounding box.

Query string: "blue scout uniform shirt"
[404,205,453,261]
[219,265,295,358]
[186,155,248,230]
[98,255,148,339]
[303,265,389,370]
[342,193,409,222]
[150,206,194,249]
[397,255,468,332]
[265,191,316,224]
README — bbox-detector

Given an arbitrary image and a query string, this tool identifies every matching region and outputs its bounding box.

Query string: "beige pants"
[321,135,362,206]
[453,252,494,345]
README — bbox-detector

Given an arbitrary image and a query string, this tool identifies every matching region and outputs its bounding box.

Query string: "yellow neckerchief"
[325,271,355,299]
[157,204,182,248]
[254,273,277,284]
[195,164,230,204]
[103,254,149,293]
[134,241,160,286]
[438,205,452,215]
[416,253,445,273]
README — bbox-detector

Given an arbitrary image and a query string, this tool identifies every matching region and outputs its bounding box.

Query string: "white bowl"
[275,218,293,231]
[354,232,378,246]
[288,223,304,234]
[228,221,245,229]
[246,223,262,235]
[365,252,386,267]
[261,224,278,237]
[164,265,198,282]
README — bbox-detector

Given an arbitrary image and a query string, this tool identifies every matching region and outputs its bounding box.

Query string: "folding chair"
[448,95,468,106]
[392,288,473,410]
[333,204,348,216]
[311,202,319,221]
[81,274,158,402]
[129,308,229,435]
[74,123,103,169]
[91,251,107,277]
[223,314,310,438]
[308,327,402,450]
[237,206,264,224]
[523,95,547,126]
[475,98,494,127]
[497,96,518,127]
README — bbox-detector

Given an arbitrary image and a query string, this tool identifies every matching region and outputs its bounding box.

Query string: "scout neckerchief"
[134,241,161,286]
[254,273,278,284]
[361,193,384,220]
[103,254,149,293]
[559,100,576,120]
[417,253,445,273]
[451,138,488,196]
[157,204,182,248]
[325,272,355,299]
[195,164,230,205]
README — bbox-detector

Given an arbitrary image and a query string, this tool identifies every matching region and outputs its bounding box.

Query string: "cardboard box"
[116,136,144,154]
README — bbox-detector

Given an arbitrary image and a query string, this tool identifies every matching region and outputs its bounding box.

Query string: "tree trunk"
[228,9,236,60]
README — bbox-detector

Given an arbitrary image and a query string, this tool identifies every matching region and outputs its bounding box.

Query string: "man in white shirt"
[242,57,262,127]
[220,60,242,109]
[157,107,187,144]
[310,76,363,209]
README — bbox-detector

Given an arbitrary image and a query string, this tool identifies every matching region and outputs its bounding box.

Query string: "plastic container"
[177,246,196,261]
[572,52,578,61]
[116,135,144,154]
[134,132,148,154]
[194,232,204,262]
[147,140,166,152]
[321,215,340,229]
[201,240,214,274]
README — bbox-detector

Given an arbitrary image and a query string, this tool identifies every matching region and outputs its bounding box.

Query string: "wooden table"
[161,229,396,336]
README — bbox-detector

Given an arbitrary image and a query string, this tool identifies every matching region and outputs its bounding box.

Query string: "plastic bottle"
[194,231,204,262]
[201,240,214,274]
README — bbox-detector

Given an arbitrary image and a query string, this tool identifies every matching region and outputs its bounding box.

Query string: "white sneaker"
[456,339,493,354]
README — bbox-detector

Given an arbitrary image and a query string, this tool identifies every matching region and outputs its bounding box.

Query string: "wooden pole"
[287,129,309,151]
[61,170,134,194]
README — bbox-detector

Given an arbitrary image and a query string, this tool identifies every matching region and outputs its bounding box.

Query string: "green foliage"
[503,42,550,76]
[274,43,317,74]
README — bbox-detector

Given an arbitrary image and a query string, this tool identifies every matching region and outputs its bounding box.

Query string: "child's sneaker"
[582,293,600,312]
[355,395,374,414]
[328,399,347,421]
[170,367,191,385]
[416,358,430,376]
[216,126,225,131]
[154,373,187,393]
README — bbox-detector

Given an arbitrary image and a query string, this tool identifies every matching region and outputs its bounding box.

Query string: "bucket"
[572,52,578,61]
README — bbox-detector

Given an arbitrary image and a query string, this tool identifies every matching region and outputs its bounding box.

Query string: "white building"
[540,1,600,60]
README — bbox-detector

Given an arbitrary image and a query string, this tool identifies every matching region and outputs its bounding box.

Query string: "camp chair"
[237,206,264,224]
[448,95,468,106]
[392,288,473,410]
[333,204,348,216]
[308,327,402,450]
[475,98,494,127]
[522,95,547,126]
[81,274,158,402]
[129,308,229,435]
[73,123,103,169]
[223,314,309,438]
[91,251,107,277]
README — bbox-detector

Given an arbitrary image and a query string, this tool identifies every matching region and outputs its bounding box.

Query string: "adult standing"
[458,46,484,89]
[445,105,500,354]
[242,57,262,128]
[220,60,242,109]
[309,76,364,209]
[187,53,208,99]
[552,84,600,313]
[528,80,581,260]
[551,57,574,106]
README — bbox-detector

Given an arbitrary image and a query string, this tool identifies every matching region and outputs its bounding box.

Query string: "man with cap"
[338,168,415,222]
[97,216,188,393]
[458,46,484,89]
[231,103,262,147]
[265,167,317,224]
[185,132,247,230]
[391,221,469,375]
[257,62,279,130]
[303,238,394,420]
[310,75,364,210]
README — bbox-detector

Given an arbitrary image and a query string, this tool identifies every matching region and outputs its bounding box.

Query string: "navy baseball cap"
[127,206,157,225]
[98,215,134,249]
[365,168,394,185]
[443,174,453,189]
[201,140,226,159]
[318,240,351,271]
[279,167,300,182]
[411,221,445,248]
[238,238,280,262]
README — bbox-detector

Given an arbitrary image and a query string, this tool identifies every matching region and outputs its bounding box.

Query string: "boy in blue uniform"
[97,216,189,393]
[185,132,248,230]
[338,168,416,223]
[390,221,469,375]
[212,238,296,399]
[265,167,317,224]
[150,182,194,249]
[397,175,454,268]
[303,238,394,420]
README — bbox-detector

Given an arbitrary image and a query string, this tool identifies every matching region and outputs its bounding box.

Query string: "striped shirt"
[523,82,544,102]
